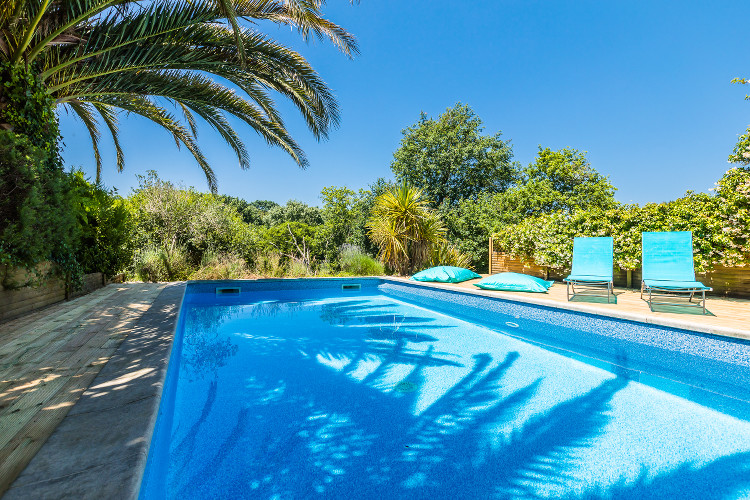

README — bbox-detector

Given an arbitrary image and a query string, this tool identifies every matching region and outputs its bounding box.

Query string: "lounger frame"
[566,279,614,303]
[640,282,711,314]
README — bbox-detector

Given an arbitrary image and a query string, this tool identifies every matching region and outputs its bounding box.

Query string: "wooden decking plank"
[0,294,102,340]
[0,375,71,418]
[0,287,153,378]
[0,408,39,452]
[0,364,102,493]
[0,285,122,344]
[0,370,72,407]
[0,437,33,495]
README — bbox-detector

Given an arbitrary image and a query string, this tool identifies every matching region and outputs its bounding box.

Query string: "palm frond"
[1,0,357,190]
[91,102,124,173]
[91,94,218,192]
[236,0,358,58]
[176,101,199,138]
[66,99,103,181]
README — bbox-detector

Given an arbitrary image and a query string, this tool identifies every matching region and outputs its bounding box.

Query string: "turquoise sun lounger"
[641,231,712,314]
[564,237,614,303]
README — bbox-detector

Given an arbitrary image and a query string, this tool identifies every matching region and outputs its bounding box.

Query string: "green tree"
[218,196,278,226]
[264,200,323,227]
[259,221,325,269]
[440,193,513,272]
[0,0,357,191]
[390,103,517,208]
[729,77,750,164]
[509,147,617,216]
[367,183,446,274]
[319,178,395,264]
[320,186,361,256]
[441,147,617,272]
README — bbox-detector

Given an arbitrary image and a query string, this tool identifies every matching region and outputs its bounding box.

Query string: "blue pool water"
[140,279,750,499]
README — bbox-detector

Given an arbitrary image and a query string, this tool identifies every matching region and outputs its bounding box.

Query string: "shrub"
[189,252,254,280]
[493,168,750,274]
[339,245,384,276]
[69,170,133,276]
[127,172,249,267]
[0,130,76,285]
[132,245,192,282]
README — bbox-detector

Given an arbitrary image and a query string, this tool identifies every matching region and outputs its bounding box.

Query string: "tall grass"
[132,245,192,281]
[339,245,385,276]
[251,252,285,277]
[189,252,255,280]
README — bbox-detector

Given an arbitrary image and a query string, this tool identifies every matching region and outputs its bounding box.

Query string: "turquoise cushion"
[474,272,553,293]
[410,266,481,283]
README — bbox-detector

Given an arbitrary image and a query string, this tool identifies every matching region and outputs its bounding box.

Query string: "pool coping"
[5,276,749,500]
[383,277,750,342]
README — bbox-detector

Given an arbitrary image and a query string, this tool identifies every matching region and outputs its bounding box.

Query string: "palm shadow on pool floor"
[165,298,750,500]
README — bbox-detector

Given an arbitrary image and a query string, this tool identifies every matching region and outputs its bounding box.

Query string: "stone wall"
[0,265,123,323]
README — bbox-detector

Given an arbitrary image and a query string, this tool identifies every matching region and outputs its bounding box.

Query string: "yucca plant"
[426,240,473,269]
[0,0,357,191]
[367,182,446,275]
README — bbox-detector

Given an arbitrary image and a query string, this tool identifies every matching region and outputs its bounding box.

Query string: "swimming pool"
[139,278,750,499]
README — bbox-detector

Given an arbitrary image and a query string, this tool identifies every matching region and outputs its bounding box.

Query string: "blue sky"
[59,0,750,206]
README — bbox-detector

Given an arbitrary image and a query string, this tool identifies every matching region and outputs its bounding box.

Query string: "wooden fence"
[0,265,124,323]
[489,237,750,298]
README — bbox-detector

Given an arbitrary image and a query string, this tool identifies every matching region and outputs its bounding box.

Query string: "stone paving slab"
[1,283,184,500]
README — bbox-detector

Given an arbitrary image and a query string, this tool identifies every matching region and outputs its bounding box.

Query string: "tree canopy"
[730,77,750,165]
[390,103,517,208]
[507,146,617,217]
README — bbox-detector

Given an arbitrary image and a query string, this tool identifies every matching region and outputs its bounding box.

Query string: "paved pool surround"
[3,283,186,500]
[5,277,750,499]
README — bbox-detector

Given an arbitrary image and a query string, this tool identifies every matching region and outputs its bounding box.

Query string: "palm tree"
[0,0,357,191]
[367,182,446,275]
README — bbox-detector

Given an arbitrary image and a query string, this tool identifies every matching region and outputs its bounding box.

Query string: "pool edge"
[129,283,187,500]
[383,277,750,342]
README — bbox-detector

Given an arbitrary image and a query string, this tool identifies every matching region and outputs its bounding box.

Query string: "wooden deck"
[446,277,750,338]
[0,283,166,496]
